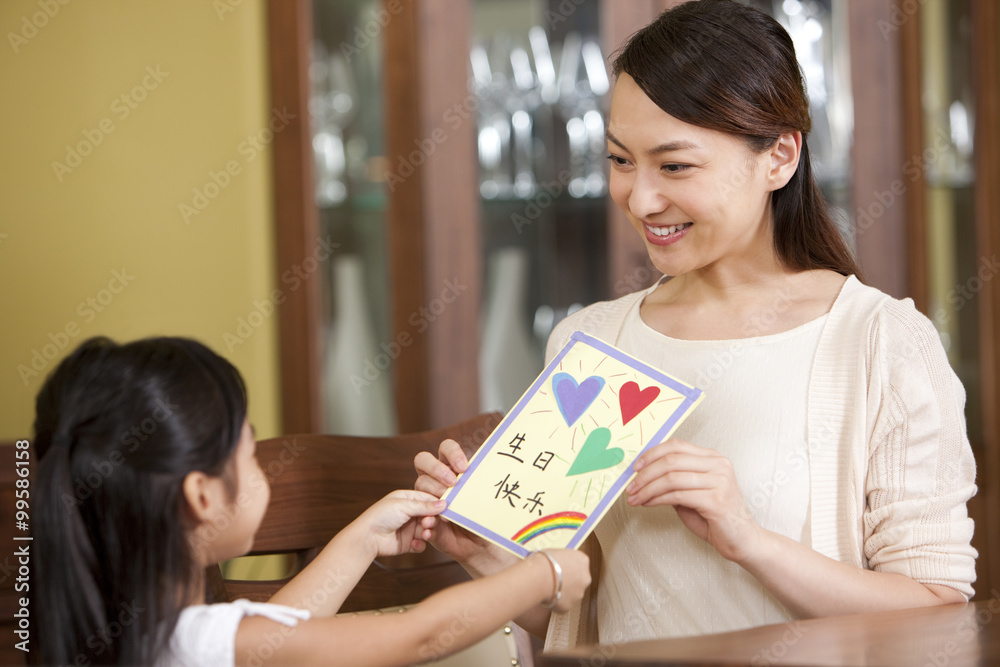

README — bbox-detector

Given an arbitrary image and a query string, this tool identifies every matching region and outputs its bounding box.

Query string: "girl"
[31,336,590,666]
[416,0,977,650]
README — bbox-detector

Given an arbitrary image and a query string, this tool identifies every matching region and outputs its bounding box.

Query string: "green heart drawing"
[566,427,625,476]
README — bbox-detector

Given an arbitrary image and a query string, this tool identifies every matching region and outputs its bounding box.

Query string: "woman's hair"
[613,0,863,279]
[30,336,247,665]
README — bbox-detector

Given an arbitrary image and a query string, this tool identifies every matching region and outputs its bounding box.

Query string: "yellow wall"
[0,0,281,439]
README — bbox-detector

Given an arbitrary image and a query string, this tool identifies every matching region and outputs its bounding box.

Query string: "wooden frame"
[267,0,323,434]
[899,1,928,312]
[383,0,481,433]
[600,1,687,296]
[970,0,1000,602]
[848,0,910,299]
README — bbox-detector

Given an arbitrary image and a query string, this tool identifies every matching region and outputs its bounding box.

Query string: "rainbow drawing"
[511,511,588,545]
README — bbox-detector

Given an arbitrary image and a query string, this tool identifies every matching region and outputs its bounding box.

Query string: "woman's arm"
[235,549,590,667]
[267,490,445,617]
[626,299,977,617]
[741,530,965,617]
[626,434,969,618]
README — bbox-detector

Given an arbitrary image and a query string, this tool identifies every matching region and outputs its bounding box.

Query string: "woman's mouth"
[644,222,692,246]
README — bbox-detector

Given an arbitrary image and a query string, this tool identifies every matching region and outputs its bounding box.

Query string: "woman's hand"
[533,549,592,614]
[413,439,495,565]
[357,489,446,558]
[626,438,765,565]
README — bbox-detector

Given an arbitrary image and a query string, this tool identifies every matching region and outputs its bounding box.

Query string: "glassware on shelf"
[323,254,396,436]
[471,27,609,201]
[473,0,611,417]
[472,41,514,199]
[309,41,359,208]
[765,0,853,188]
[480,246,543,413]
[742,0,854,246]
[313,0,394,433]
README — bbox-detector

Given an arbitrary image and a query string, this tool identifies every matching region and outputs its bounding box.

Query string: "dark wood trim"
[384,0,480,431]
[266,0,323,434]
[418,0,481,429]
[970,0,1000,602]
[900,4,927,313]
[848,0,908,298]
[383,3,429,433]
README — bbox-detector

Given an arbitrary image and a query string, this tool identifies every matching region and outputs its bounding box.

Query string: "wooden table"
[538,600,1000,666]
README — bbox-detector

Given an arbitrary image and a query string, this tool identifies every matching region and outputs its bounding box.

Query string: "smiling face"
[607,74,785,280]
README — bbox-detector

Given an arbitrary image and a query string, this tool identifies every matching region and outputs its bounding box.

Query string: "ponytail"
[32,433,110,664]
[772,138,864,279]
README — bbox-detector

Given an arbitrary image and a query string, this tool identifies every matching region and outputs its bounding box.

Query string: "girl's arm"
[414,439,555,637]
[267,490,445,617]
[234,549,590,667]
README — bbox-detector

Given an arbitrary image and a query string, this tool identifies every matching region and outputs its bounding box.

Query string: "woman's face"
[607,73,779,279]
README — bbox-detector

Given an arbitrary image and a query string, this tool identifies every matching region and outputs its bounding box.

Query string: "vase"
[323,254,396,435]
[479,246,543,413]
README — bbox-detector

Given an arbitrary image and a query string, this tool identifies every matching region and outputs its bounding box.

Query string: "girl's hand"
[414,439,494,564]
[625,438,765,565]
[358,489,446,558]
[535,549,592,614]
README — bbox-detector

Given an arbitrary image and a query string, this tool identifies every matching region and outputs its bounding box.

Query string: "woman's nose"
[628,171,668,219]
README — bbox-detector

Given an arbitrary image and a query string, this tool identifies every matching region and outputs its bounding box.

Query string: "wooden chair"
[208,412,537,666]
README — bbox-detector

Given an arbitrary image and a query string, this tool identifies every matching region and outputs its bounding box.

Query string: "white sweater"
[544,276,977,648]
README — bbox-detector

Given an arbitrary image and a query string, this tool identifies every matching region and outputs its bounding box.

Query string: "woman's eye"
[607,154,628,166]
[662,164,691,174]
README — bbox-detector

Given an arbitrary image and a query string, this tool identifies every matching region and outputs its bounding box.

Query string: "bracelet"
[532,550,563,610]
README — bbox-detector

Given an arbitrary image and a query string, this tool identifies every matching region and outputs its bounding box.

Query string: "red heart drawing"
[619,381,660,425]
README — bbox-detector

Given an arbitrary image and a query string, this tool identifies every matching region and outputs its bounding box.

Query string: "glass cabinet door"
[472,0,612,413]
[312,0,396,435]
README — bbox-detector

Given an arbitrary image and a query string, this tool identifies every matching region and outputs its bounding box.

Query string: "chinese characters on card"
[441,331,704,557]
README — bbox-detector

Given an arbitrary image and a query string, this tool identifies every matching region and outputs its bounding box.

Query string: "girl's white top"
[156,599,311,667]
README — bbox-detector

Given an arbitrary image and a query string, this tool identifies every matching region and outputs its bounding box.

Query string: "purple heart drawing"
[552,372,605,427]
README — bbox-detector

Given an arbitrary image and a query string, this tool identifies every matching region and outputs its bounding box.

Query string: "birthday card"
[441,331,703,558]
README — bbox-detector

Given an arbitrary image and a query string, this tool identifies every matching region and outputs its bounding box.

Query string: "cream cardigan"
[544,276,977,649]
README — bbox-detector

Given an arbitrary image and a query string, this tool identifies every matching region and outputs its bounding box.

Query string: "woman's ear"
[766,131,801,191]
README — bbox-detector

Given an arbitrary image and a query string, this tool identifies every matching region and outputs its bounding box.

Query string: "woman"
[416,0,976,649]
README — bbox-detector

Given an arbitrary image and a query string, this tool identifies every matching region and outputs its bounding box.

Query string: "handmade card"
[441,331,704,558]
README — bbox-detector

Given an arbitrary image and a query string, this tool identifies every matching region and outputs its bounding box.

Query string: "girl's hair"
[612,0,863,280]
[31,336,247,665]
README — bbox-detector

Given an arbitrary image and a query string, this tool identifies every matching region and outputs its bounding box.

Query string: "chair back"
[210,412,503,612]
